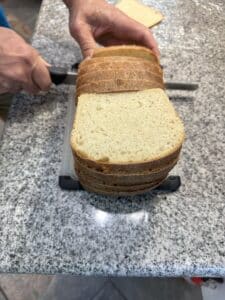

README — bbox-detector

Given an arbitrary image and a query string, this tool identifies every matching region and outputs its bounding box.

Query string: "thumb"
[72,23,96,58]
[39,56,51,67]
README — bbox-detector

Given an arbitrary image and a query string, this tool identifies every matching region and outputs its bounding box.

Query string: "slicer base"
[59,175,181,193]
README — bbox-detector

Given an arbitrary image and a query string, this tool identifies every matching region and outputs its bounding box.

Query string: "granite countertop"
[0,0,225,276]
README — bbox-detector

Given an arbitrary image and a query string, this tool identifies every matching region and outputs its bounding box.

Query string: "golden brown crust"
[92,46,159,63]
[72,146,182,173]
[75,156,178,185]
[76,47,164,100]
[76,79,164,97]
[79,176,165,196]
[79,172,165,193]
[76,166,168,188]
[77,69,163,89]
[78,57,163,76]
[77,168,166,191]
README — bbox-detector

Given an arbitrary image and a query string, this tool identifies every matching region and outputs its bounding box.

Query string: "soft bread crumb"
[71,89,185,164]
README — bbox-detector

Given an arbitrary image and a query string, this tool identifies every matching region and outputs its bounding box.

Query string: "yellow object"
[115,0,163,28]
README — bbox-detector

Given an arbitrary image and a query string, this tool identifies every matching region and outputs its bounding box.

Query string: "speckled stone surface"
[0,0,225,276]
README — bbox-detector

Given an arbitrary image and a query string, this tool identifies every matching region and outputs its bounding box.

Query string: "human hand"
[64,0,159,58]
[0,27,51,94]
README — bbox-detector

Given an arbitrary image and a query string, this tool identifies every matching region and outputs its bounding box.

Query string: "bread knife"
[49,66,199,91]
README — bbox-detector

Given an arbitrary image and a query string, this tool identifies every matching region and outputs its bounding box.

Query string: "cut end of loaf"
[71,89,185,165]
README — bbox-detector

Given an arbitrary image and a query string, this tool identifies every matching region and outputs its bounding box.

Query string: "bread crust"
[79,177,165,196]
[77,167,166,191]
[79,177,166,196]
[74,156,178,185]
[78,57,163,76]
[77,69,163,89]
[92,46,159,63]
[76,79,164,97]
[72,146,182,173]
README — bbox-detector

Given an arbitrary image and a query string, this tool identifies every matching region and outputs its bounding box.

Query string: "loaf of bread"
[71,45,185,196]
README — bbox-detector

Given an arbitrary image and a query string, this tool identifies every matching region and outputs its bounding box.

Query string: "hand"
[64,0,159,58]
[0,27,51,95]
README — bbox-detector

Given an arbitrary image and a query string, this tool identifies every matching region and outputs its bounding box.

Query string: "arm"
[0,27,51,95]
[63,0,159,58]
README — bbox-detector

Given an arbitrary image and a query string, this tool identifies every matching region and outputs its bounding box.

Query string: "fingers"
[97,33,136,47]
[31,56,52,91]
[0,76,22,94]
[70,22,97,58]
[0,56,51,95]
[110,11,160,56]
[141,30,160,57]
[67,1,159,57]
[21,82,40,95]
[0,27,51,95]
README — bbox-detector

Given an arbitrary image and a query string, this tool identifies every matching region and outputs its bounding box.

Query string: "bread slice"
[79,176,166,196]
[75,153,178,175]
[77,166,166,191]
[76,79,164,97]
[93,46,159,63]
[79,177,165,196]
[71,88,185,172]
[76,163,171,186]
[78,57,163,76]
[115,0,163,28]
[75,156,178,185]
[77,69,163,88]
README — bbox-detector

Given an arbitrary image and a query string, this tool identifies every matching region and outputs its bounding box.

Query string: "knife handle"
[165,82,199,91]
[49,66,68,85]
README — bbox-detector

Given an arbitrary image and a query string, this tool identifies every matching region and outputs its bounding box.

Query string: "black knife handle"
[49,66,68,85]
[165,82,199,91]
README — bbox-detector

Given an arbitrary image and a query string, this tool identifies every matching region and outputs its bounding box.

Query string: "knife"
[49,66,199,91]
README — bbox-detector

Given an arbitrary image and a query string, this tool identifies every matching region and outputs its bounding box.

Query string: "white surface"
[202,281,225,300]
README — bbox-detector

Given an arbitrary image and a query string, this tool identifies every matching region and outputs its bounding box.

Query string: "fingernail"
[39,56,51,67]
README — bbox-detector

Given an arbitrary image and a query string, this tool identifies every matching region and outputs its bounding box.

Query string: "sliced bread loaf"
[72,45,184,196]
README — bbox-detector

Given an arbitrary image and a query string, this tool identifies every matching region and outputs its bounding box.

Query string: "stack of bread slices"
[71,46,185,196]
